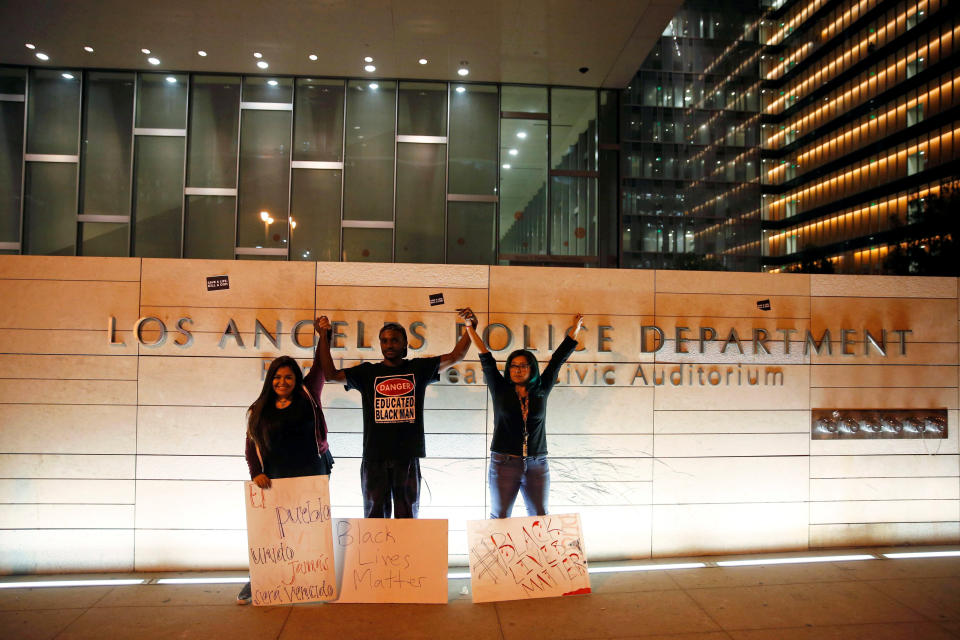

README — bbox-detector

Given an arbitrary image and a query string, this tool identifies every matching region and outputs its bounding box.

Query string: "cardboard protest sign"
[466,513,591,602]
[333,518,448,603]
[243,475,337,605]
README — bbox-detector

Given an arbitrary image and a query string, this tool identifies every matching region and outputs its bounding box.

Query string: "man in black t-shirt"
[315,310,475,518]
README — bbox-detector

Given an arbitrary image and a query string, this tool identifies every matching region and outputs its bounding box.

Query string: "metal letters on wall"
[812,409,948,439]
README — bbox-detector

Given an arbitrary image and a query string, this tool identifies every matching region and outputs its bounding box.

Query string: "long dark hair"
[504,349,541,389]
[247,356,304,452]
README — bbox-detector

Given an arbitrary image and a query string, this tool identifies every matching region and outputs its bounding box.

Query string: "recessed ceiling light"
[308,54,318,61]
[25,43,36,50]
[83,46,94,53]
[364,64,376,72]
[267,79,278,86]
[197,50,207,57]
[61,73,74,80]
[516,131,527,139]
[458,61,469,76]
[141,48,151,54]
[455,86,466,93]
[165,76,176,84]
[508,148,518,156]
[418,58,428,65]
[35,52,49,61]
[502,163,511,169]
[256,60,268,69]
[147,57,160,65]
[364,56,373,63]
[369,82,378,90]
[253,52,262,59]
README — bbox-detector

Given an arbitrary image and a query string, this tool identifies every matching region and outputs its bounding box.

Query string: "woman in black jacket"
[464,312,584,518]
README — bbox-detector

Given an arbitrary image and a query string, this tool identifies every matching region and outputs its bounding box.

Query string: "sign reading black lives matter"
[244,476,337,605]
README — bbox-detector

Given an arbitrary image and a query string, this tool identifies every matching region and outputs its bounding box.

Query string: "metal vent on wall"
[812,409,948,439]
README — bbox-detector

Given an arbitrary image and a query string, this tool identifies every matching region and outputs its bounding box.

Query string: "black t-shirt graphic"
[344,357,441,460]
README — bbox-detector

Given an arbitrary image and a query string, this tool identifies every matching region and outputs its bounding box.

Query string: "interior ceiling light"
[256,60,268,69]
[197,50,207,57]
[267,79,278,86]
[35,52,49,61]
[61,73,74,80]
[83,46,94,53]
[364,56,373,63]
[147,57,160,65]
[516,131,527,139]
[308,54,318,61]
[457,61,469,76]
[253,52,262,59]
[508,148,518,156]
[141,48,151,54]
[369,82,378,90]
[418,58,428,65]
[455,86,465,93]
[25,43,36,50]
[502,163,511,169]
[165,76,176,84]
[364,64,376,72]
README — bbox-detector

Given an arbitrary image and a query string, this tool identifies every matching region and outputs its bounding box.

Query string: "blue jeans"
[488,452,549,519]
[361,457,420,519]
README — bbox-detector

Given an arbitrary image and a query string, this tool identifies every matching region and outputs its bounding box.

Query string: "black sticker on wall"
[429,293,444,306]
[756,299,771,310]
[207,275,230,291]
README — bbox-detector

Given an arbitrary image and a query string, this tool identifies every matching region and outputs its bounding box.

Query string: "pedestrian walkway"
[1,546,958,640]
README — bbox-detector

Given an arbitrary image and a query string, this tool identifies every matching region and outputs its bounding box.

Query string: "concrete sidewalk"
[2,547,958,640]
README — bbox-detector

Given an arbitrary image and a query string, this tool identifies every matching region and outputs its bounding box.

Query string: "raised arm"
[314,316,347,382]
[438,307,476,371]
[567,313,585,342]
[461,308,488,354]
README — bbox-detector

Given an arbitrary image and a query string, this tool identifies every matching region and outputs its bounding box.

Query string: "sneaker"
[236,581,252,605]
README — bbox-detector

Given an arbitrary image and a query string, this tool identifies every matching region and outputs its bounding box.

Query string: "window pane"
[184,195,234,259]
[599,90,617,145]
[501,86,547,113]
[551,88,596,171]
[293,79,344,162]
[499,119,546,255]
[550,176,596,255]
[290,169,340,262]
[27,69,80,155]
[343,80,395,221]
[398,82,446,136]
[0,68,26,94]
[447,202,495,264]
[82,71,134,217]
[342,227,391,262]
[136,73,188,129]
[24,162,76,255]
[187,76,240,188]
[396,143,445,263]
[242,77,293,104]
[0,100,24,243]
[80,222,127,256]
[133,136,184,257]
[449,84,497,195]
[236,110,291,249]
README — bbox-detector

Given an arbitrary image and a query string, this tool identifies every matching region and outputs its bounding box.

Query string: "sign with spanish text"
[332,518,448,603]
[467,513,591,603]
[243,475,336,606]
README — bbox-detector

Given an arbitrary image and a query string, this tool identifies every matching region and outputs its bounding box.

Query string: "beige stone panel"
[656,338,810,366]
[0,379,136,405]
[654,410,810,434]
[811,364,958,388]
[811,274,958,298]
[652,503,808,556]
[541,434,653,458]
[0,479,134,504]
[810,297,957,342]
[317,261,488,289]
[655,293,810,320]
[547,386,653,434]
[653,456,808,504]
[136,455,247,481]
[0,281,140,330]
[420,458,485,507]
[653,364,810,410]
[810,386,958,409]
[140,258,315,308]
[0,354,137,380]
[810,454,960,478]
[0,529,134,573]
[137,356,263,407]
[0,454,134,479]
[0,329,139,356]
[812,341,959,365]
[809,522,960,548]
[811,439,959,457]
[321,379,488,410]
[551,457,653,482]
[810,499,960,524]
[134,529,247,571]
[654,433,809,457]
[316,285,487,313]
[0,405,136,453]
[0,255,141,281]
[811,478,959,501]
[657,270,810,296]
[0,504,133,529]
[137,406,247,455]
[489,265,655,316]
[134,480,245,529]
[548,480,652,506]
